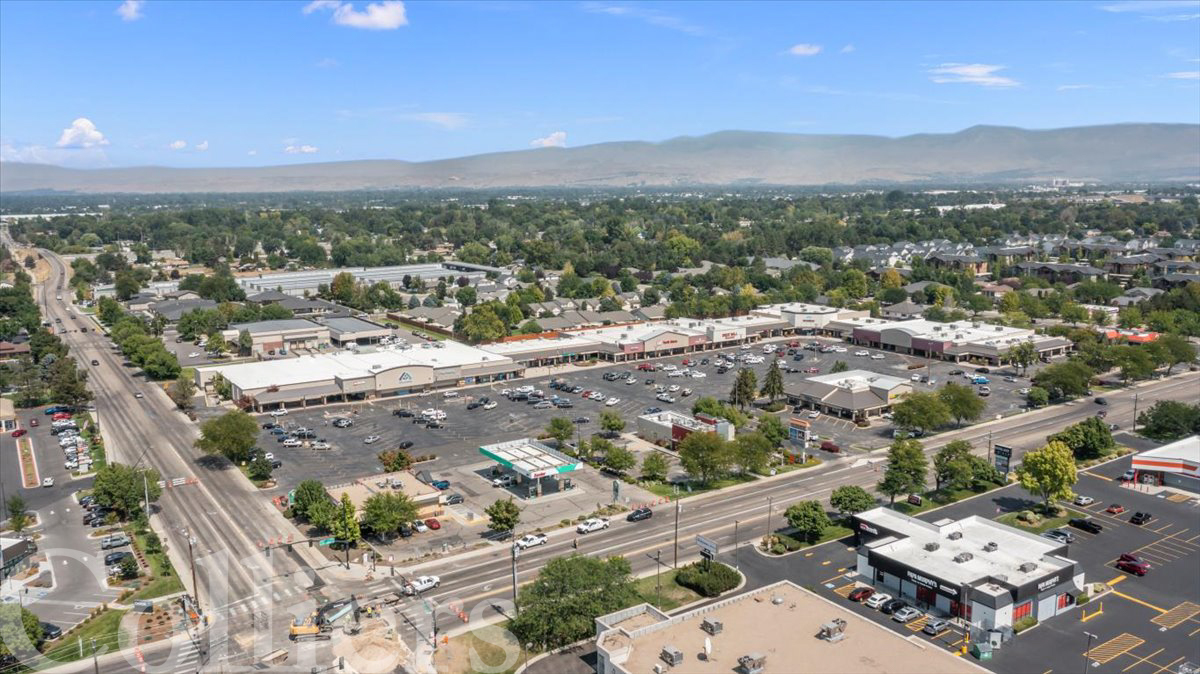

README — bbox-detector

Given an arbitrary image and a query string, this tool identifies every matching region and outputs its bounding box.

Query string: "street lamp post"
[765,496,774,547]
[1132,393,1139,431]
[510,544,520,616]
[733,520,740,570]
[672,500,680,568]
[1083,632,1097,673]
[186,534,200,611]
[90,638,98,674]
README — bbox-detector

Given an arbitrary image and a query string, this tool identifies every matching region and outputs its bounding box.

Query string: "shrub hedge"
[675,561,740,597]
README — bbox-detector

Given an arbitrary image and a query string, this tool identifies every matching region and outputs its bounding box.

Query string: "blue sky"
[1,0,1197,168]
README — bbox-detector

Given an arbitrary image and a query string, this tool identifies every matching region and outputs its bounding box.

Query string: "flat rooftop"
[638,410,709,431]
[806,369,907,390]
[604,581,973,674]
[479,334,602,356]
[859,508,1073,587]
[757,302,844,316]
[230,318,323,333]
[479,438,581,478]
[202,339,514,390]
[1137,435,1200,464]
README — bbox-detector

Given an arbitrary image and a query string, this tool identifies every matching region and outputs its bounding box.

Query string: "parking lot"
[791,460,1200,674]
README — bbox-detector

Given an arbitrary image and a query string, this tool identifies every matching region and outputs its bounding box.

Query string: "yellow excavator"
[289,591,405,641]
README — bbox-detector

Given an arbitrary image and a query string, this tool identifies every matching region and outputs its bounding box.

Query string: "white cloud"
[788,43,822,56]
[168,140,187,150]
[1164,70,1200,79]
[1,142,110,167]
[195,140,209,151]
[840,44,855,53]
[303,0,408,30]
[56,118,110,148]
[928,63,1020,87]
[530,131,567,148]
[316,57,340,68]
[1057,84,1097,90]
[284,144,320,154]
[116,0,144,21]
[581,3,708,36]
[402,112,468,130]
[247,149,258,156]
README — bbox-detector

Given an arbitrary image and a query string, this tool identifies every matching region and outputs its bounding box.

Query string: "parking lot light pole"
[186,534,200,611]
[733,521,739,570]
[1083,632,1097,672]
[511,543,520,616]
[673,501,680,568]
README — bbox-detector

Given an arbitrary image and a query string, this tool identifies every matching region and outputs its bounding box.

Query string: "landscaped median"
[16,436,39,487]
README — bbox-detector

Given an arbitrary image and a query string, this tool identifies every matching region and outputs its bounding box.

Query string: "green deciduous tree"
[248,455,273,481]
[891,391,951,434]
[829,485,876,517]
[293,480,329,522]
[757,413,787,447]
[1006,341,1038,376]
[1027,386,1050,408]
[4,495,30,534]
[377,449,413,472]
[1032,361,1094,400]
[677,432,734,485]
[733,431,772,475]
[1137,400,1200,442]
[640,452,669,482]
[938,382,985,427]
[194,409,258,463]
[1049,417,1115,461]
[878,437,928,505]
[167,375,196,410]
[92,463,162,520]
[360,491,418,538]
[1017,441,1077,510]
[830,360,849,374]
[509,554,641,650]
[485,498,521,537]
[237,329,253,356]
[602,443,636,475]
[544,417,575,449]
[307,498,337,533]
[760,359,784,402]
[0,604,44,660]
[933,440,974,491]
[599,410,626,435]
[331,493,361,544]
[1148,333,1197,375]
[119,555,140,580]
[784,500,832,543]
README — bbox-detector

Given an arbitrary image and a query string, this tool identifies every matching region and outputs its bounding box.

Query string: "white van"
[442,391,459,399]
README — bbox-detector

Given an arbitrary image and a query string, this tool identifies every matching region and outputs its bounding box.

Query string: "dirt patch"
[433,625,527,674]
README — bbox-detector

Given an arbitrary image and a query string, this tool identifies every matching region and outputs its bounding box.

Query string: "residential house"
[880,300,928,320]
[1111,287,1163,307]
[1105,254,1161,276]
[634,305,667,321]
[1015,262,1106,284]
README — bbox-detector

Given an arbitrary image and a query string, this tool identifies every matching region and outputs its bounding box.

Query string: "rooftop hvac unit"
[983,542,998,552]
[954,552,974,563]
[738,653,767,674]
[947,531,963,540]
[924,542,940,552]
[701,618,723,635]
[1019,562,1038,573]
[660,645,684,667]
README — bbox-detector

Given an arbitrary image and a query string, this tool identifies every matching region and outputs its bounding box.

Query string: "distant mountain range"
[2,124,1197,193]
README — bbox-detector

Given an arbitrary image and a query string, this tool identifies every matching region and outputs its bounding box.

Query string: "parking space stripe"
[1120,648,1164,673]
[1110,590,1166,613]
[906,615,929,632]
[1149,601,1200,629]
[1083,633,1144,665]
[832,583,856,598]
[1153,657,1186,674]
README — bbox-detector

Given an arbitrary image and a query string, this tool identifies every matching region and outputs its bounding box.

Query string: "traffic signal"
[339,657,345,671]
[287,544,293,552]
[265,545,271,557]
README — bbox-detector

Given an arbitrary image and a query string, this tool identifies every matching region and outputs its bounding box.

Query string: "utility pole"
[672,500,680,568]
[765,496,774,545]
[734,521,740,570]
[143,473,151,518]
[987,430,993,466]
[510,543,520,616]
[655,550,662,595]
[1132,393,1139,431]
[186,534,199,611]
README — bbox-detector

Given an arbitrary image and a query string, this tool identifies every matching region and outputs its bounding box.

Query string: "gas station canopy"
[479,438,583,479]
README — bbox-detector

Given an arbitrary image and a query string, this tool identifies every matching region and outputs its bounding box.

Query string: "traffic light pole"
[511,544,520,615]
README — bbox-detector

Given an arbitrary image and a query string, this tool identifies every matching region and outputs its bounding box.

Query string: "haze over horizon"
[1,0,1198,170]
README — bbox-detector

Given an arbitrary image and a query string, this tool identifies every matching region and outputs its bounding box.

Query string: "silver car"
[892,606,922,623]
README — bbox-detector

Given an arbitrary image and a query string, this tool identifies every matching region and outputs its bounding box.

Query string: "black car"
[271,459,283,469]
[573,417,591,424]
[104,551,133,566]
[399,524,413,538]
[555,400,574,408]
[426,421,445,429]
[40,622,63,641]
[645,407,662,414]
[975,367,990,374]
[1130,511,1153,525]
[1069,518,1103,534]
[880,598,908,615]
[393,409,414,417]
[467,402,481,410]
[627,507,653,522]
[949,369,964,375]
[792,354,804,361]
[1095,397,1108,405]
[443,493,465,505]
[716,367,729,374]
[262,422,277,430]
[398,440,414,449]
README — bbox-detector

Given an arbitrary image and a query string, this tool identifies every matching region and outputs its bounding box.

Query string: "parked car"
[1119,469,1136,482]
[10,429,26,438]
[1130,511,1153,525]
[1094,397,1108,405]
[104,551,133,566]
[923,618,950,635]
[412,520,429,533]
[424,518,441,531]
[880,598,907,615]
[515,533,548,549]
[819,440,840,453]
[483,401,498,410]
[393,409,414,417]
[1105,504,1126,515]
[333,418,353,428]
[848,587,875,602]
[1073,495,1095,506]
[492,475,515,488]
[626,507,653,522]
[403,575,440,595]
[431,479,451,490]
[576,517,610,534]
[443,493,464,505]
[892,606,922,623]
[270,408,288,417]
[1043,529,1074,544]
[39,623,63,641]
[282,438,302,447]
[101,534,131,550]
[41,477,54,488]
[398,440,414,449]
[1117,556,1150,576]
[1069,518,1103,534]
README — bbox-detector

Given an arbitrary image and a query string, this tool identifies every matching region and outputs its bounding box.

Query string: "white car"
[500,388,512,396]
[134,392,144,399]
[42,477,55,488]
[807,410,820,419]
[663,364,678,371]
[667,370,686,378]
[364,435,381,444]
[412,520,429,533]
[311,441,331,450]
[187,352,200,358]
[833,347,848,353]
[854,351,869,357]
[762,344,776,353]
[515,533,548,549]
[605,398,621,406]
[492,474,515,488]
[270,408,289,417]
[690,371,707,378]
[1073,495,1095,506]
[282,438,302,447]
[1017,388,1031,395]
[576,517,610,534]
[667,385,680,393]
[403,575,440,595]
[626,377,636,385]
[263,452,275,461]
[740,344,751,350]
[870,354,886,360]
[910,374,922,382]
[865,592,892,609]
[656,393,676,403]
[483,401,498,410]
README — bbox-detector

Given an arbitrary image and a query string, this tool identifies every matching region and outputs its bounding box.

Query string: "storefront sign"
[721,332,738,339]
[994,445,1013,474]
[1036,576,1060,592]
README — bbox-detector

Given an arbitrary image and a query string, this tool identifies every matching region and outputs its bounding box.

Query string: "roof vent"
[1019,562,1038,573]
[953,552,974,563]
[947,531,963,540]
[924,542,940,552]
[983,542,998,553]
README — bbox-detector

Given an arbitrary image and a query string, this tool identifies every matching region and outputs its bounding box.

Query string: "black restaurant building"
[850,508,1085,630]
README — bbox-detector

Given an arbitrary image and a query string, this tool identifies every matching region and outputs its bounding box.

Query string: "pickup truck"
[515,533,548,549]
[403,575,440,595]
[576,517,610,534]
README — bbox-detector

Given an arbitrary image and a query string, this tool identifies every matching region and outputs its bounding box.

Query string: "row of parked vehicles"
[847,587,948,634]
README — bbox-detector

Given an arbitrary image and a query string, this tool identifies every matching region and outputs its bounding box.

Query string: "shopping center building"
[851,508,1084,631]
[785,369,912,421]
[827,317,1072,365]
[1130,435,1200,494]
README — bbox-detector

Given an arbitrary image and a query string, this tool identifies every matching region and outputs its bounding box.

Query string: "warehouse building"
[785,370,911,421]
[1130,435,1200,493]
[219,319,331,356]
[851,508,1083,631]
[324,316,392,347]
[237,261,509,296]
[195,340,519,410]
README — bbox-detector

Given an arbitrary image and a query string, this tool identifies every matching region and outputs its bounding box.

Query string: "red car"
[29,418,39,427]
[11,429,27,438]
[804,367,820,373]
[1105,504,1126,515]
[820,440,841,453]
[51,412,71,421]
[848,587,875,602]
[580,390,592,398]
[424,518,441,530]
[637,363,656,371]
[1116,554,1149,576]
